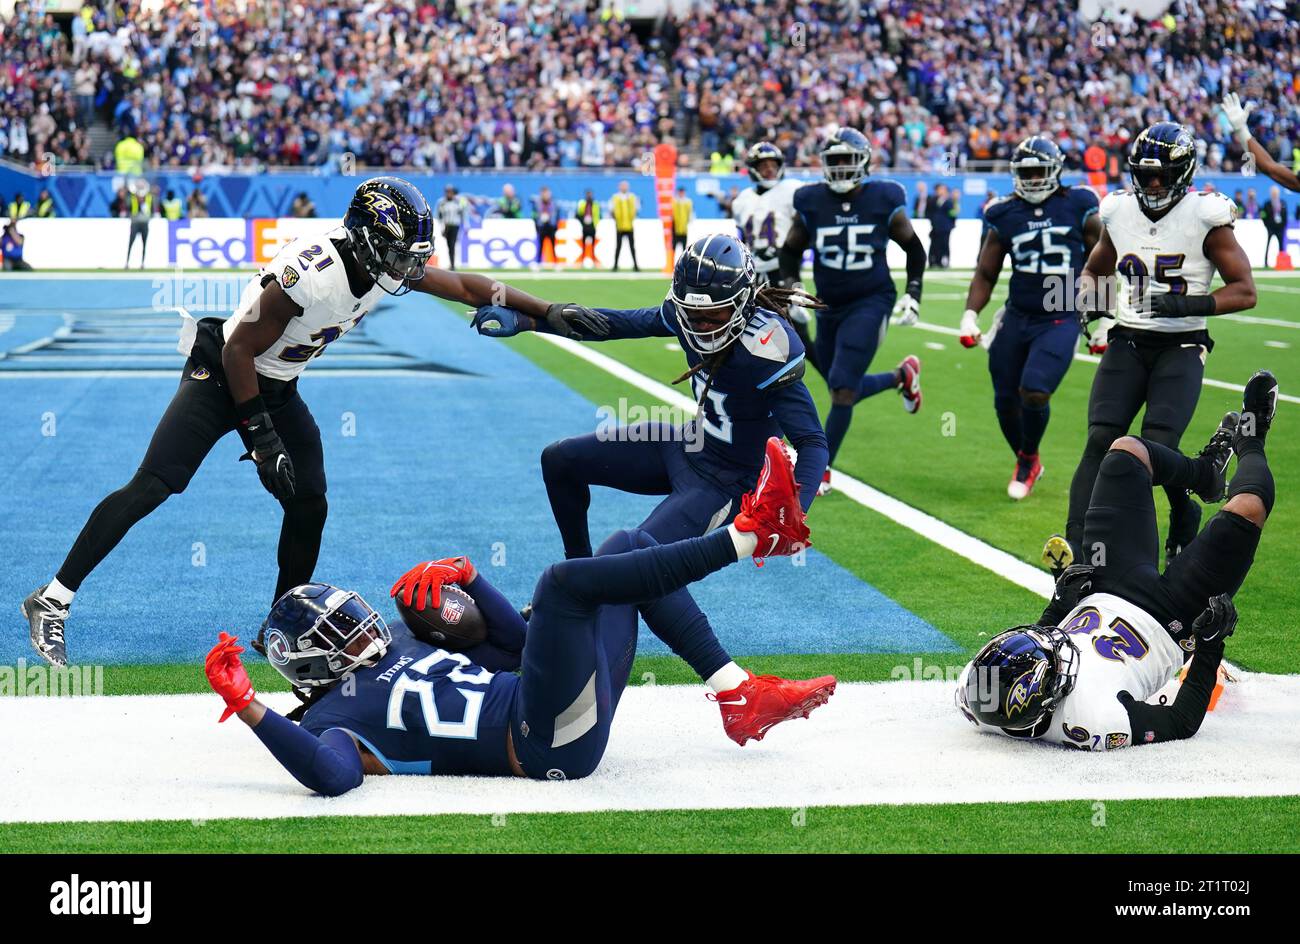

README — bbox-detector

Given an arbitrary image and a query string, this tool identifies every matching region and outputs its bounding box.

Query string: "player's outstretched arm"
[1118,596,1235,745]
[415,266,552,318]
[471,303,668,342]
[1222,92,1300,192]
[204,633,365,796]
[960,230,1006,346]
[889,211,926,325]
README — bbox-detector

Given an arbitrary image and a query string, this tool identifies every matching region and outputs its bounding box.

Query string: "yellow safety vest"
[577,199,600,225]
[611,193,637,231]
[7,199,31,219]
[163,198,183,220]
[115,137,145,176]
[672,197,692,234]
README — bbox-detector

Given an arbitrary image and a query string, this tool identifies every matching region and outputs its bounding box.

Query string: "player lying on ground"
[957,371,1276,750]
[959,136,1102,501]
[778,126,927,496]
[205,441,836,794]
[22,175,607,668]
[1054,121,1257,575]
[468,236,828,699]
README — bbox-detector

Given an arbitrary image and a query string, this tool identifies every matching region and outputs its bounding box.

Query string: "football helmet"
[258,583,391,691]
[957,625,1080,735]
[1010,136,1064,204]
[820,127,871,193]
[745,141,786,191]
[1127,122,1198,214]
[344,176,435,296]
[669,234,758,355]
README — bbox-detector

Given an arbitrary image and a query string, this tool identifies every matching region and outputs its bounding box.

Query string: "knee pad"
[1085,424,1125,457]
[283,493,328,532]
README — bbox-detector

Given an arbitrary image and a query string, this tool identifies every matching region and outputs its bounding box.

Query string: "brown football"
[394,584,487,651]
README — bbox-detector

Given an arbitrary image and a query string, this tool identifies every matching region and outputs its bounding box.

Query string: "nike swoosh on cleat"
[766,534,781,556]
[717,695,747,706]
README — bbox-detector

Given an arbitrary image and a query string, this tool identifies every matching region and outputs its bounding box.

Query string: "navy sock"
[856,370,898,402]
[826,402,853,464]
[1020,401,1050,457]
[1229,438,1275,515]
[995,401,1022,455]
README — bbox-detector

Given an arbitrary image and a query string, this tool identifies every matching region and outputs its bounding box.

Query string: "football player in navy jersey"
[778,127,927,495]
[469,235,827,703]
[958,137,1102,500]
[205,440,837,792]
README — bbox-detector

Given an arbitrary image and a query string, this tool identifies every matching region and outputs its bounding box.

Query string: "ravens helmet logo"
[360,190,405,240]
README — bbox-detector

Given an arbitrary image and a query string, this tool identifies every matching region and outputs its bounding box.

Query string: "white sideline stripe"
[2,681,1297,823]
[912,320,1300,405]
[537,333,1056,598]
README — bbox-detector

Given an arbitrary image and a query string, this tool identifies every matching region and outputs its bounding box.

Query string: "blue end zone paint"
[0,277,958,665]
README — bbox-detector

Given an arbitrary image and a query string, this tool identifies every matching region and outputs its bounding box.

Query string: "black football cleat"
[1238,370,1277,446]
[21,586,69,667]
[1192,411,1239,503]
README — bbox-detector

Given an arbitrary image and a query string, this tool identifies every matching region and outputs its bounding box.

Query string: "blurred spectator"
[715,185,740,217]
[124,181,157,269]
[186,188,209,219]
[496,184,522,219]
[162,189,183,220]
[7,191,32,220]
[291,192,318,218]
[1244,188,1259,220]
[532,186,558,269]
[114,131,144,176]
[913,181,930,219]
[35,189,55,217]
[927,183,958,269]
[435,185,468,270]
[610,180,640,272]
[2,220,32,271]
[1262,186,1288,266]
[575,188,600,268]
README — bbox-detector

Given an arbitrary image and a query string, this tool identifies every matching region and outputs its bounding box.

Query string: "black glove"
[545,302,610,339]
[238,409,296,500]
[1150,293,1216,318]
[1039,563,1095,627]
[1192,593,1237,644]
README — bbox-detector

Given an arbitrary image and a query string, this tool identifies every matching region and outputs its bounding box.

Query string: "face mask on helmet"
[260,587,392,691]
[750,158,784,192]
[1130,161,1187,214]
[821,146,869,193]
[1011,157,1061,204]
[670,288,753,354]
[958,625,1080,734]
[354,229,433,297]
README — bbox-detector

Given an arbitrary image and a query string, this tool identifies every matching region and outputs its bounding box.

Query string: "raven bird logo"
[1004,661,1049,718]
[362,191,405,240]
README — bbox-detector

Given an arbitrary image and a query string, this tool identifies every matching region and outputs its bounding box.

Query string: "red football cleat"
[710,672,838,746]
[1007,451,1044,500]
[816,468,832,497]
[899,355,922,413]
[732,437,811,565]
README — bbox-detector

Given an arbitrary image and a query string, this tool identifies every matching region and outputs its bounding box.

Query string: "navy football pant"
[541,424,742,559]
[817,295,899,464]
[511,527,737,780]
[987,308,1079,457]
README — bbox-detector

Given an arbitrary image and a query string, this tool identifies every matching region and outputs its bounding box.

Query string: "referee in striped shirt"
[436,185,468,269]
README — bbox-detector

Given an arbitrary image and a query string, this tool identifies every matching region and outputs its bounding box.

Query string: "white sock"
[706,662,750,694]
[727,523,758,560]
[45,578,75,606]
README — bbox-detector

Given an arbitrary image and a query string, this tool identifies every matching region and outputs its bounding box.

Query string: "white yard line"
[538,333,1055,598]
[2,681,1296,824]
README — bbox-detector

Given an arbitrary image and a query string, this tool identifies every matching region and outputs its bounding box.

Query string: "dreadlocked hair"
[670,284,826,411]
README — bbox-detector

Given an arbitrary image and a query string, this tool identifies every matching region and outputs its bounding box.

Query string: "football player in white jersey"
[731,142,819,373]
[22,177,609,667]
[959,370,1277,750]
[1057,122,1257,575]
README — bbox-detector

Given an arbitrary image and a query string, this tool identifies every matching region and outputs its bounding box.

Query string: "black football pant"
[1066,328,1207,559]
[443,224,459,270]
[56,359,328,604]
[612,230,638,271]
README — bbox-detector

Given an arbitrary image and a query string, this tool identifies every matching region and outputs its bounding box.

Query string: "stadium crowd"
[0,0,1296,174]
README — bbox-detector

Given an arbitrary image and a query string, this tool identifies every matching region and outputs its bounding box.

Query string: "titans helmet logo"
[1004,661,1049,718]
[265,629,292,666]
[361,190,405,240]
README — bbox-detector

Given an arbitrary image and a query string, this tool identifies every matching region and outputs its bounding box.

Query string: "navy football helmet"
[957,625,1080,735]
[820,127,871,193]
[1127,122,1198,214]
[257,583,391,691]
[745,141,786,191]
[344,176,434,296]
[1010,136,1064,204]
[669,234,758,355]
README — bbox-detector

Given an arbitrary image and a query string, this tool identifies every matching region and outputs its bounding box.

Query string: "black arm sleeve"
[901,233,926,300]
[1118,640,1225,744]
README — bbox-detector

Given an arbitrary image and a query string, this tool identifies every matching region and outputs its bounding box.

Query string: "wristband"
[905,279,923,303]
[236,394,269,424]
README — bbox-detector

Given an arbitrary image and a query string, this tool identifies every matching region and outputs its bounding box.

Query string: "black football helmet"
[957,625,1080,736]
[344,176,434,296]
[257,583,391,691]
[745,141,786,191]
[820,127,871,193]
[669,234,758,355]
[1127,122,1198,214]
[1010,136,1064,204]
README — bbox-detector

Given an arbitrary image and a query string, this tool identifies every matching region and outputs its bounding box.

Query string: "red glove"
[205,632,255,723]
[390,555,478,611]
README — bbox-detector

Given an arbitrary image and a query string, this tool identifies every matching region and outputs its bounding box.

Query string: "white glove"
[892,294,920,326]
[787,282,813,325]
[1221,92,1254,146]
[1087,317,1112,355]
[958,309,981,348]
